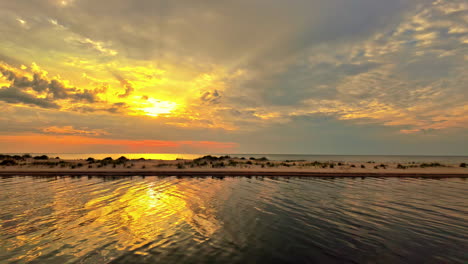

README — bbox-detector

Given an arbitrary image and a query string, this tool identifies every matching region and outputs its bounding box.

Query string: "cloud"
[42,125,109,136]
[66,36,118,56]
[110,72,135,98]
[0,134,239,153]
[0,86,60,109]
[200,90,221,104]
[0,0,466,154]
[0,62,98,106]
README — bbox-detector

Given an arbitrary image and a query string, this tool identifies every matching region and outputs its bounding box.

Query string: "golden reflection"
[3,178,227,262]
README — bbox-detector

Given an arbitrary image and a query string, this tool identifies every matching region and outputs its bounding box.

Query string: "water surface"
[0,176,467,263]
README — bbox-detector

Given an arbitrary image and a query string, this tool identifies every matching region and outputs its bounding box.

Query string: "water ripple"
[0,176,467,263]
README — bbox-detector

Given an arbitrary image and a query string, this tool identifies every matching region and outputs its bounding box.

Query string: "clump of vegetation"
[361,165,366,168]
[303,161,336,168]
[0,154,25,161]
[86,157,95,163]
[193,155,231,163]
[350,164,356,168]
[0,160,17,166]
[397,164,407,169]
[177,163,185,169]
[33,155,49,160]
[420,162,444,168]
[117,156,129,162]
[460,163,466,168]
[32,161,60,166]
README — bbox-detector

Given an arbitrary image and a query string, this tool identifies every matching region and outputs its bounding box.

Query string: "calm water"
[0,176,467,263]
[8,153,468,164]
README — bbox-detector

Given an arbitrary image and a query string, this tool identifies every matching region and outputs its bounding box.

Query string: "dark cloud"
[0,63,98,107]
[110,72,134,98]
[72,89,96,103]
[0,86,59,109]
[200,90,221,104]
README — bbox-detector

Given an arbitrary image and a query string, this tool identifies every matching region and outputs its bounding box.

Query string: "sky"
[0,0,467,155]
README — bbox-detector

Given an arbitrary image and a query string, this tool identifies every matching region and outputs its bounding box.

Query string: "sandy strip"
[0,170,467,177]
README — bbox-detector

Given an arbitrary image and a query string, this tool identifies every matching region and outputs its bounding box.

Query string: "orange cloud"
[0,134,239,153]
[42,126,109,136]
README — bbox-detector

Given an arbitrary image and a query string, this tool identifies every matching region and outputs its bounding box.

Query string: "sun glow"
[138,98,178,117]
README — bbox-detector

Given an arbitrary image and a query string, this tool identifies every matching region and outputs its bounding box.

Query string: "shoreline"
[1,170,467,178]
[1,154,467,178]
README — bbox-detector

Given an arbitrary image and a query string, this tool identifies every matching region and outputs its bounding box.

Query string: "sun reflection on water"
[1,177,225,263]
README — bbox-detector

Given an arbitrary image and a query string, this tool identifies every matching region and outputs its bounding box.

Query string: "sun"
[138,98,178,117]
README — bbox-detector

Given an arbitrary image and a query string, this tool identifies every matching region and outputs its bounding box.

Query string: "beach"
[1,155,466,177]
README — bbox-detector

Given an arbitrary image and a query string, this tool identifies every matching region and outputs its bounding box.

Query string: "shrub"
[420,162,443,168]
[460,163,467,168]
[86,157,95,163]
[33,155,49,160]
[117,156,129,161]
[361,165,365,168]
[0,160,17,166]
[397,164,407,169]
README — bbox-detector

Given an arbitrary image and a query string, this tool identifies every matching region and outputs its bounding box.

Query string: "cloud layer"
[0,0,466,154]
